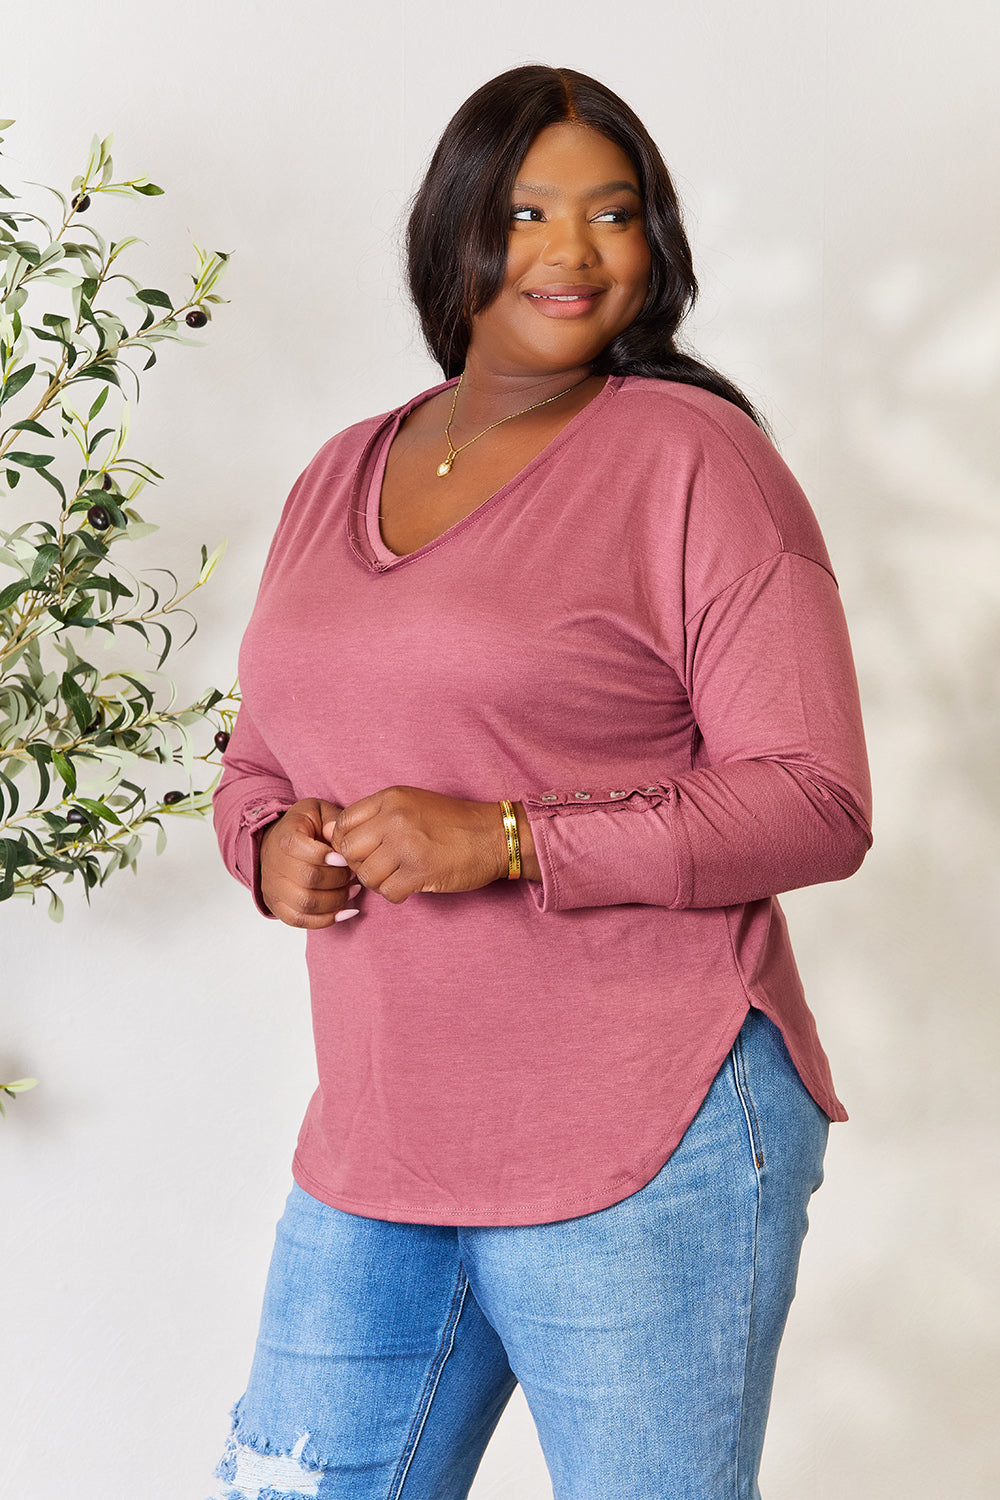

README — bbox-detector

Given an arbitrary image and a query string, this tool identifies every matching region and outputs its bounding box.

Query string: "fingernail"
[335,908,360,922]
[348,883,362,899]
[325,851,349,867]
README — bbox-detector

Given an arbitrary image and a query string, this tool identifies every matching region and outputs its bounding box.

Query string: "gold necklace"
[437,372,588,477]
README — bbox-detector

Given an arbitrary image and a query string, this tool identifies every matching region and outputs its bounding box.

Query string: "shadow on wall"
[788,251,998,1495]
[685,138,1000,1494]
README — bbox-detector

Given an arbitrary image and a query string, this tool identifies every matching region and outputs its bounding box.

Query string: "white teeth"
[530,294,586,301]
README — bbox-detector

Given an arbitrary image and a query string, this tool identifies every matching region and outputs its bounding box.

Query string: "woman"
[211,65,871,1500]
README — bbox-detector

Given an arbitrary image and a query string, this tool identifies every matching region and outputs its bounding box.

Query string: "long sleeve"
[213,700,295,917]
[524,550,871,912]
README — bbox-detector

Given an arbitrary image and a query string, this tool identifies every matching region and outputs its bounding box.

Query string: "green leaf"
[0,768,20,820]
[76,796,123,826]
[34,465,67,502]
[27,742,52,805]
[61,671,93,734]
[51,750,77,794]
[198,539,226,585]
[0,577,29,610]
[48,603,107,630]
[0,837,31,901]
[28,542,60,586]
[0,363,35,404]
[132,182,164,196]
[119,675,154,710]
[6,450,54,468]
[7,419,53,438]
[153,622,173,667]
[88,385,110,420]
[47,887,64,922]
[136,288,172,309]
[28,325,68,344]
[87,573,132,603]
[11,240,41,265]
[86,427,116,454]
[82,364,120,389]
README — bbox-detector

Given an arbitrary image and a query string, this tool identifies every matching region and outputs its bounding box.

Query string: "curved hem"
[291,1002,762,1227]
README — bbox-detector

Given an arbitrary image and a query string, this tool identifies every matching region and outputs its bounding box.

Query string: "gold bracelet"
[499,799,521,880]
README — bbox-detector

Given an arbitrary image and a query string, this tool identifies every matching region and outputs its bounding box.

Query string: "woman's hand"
[260,798,361,928]
[326,787,538,905]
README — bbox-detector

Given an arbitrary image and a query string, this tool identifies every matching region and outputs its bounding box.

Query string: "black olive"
[72,194,91,212]
[163,790,185,804]
[185,308,208,328]
[87,504,112,531]
[102,473,113,490]
[65,807,89,825]
[213,730,230,753]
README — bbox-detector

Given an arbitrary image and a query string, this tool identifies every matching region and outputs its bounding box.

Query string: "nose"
[540,215,597,270]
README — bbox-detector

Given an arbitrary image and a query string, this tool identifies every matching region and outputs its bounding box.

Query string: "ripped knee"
[212,1429,324,1499]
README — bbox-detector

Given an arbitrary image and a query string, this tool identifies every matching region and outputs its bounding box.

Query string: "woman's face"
[468,122,651,378]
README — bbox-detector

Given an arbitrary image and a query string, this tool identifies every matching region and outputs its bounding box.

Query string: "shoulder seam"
[683,550,839,627]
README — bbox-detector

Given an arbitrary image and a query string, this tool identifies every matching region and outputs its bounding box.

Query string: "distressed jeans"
[209,1008,829,1500]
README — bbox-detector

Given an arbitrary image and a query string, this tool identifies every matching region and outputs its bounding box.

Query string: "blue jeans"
[210,1009,828,1500]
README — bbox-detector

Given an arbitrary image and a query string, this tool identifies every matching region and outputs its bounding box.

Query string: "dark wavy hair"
[406,65,764,429]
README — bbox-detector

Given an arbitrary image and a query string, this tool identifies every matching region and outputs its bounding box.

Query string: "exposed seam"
[683,550,838,630]
[639,385,840,585]
[731,1028,765,1169]
[386,1267,469,1499]
[730,1025,764,1496]
[732,1151,762,1500]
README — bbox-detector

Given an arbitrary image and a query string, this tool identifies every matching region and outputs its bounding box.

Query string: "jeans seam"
[730,1019,769,1497]
[733,1151,762,1499]
[731,1029,765,1169]
[386,1265,469,1500]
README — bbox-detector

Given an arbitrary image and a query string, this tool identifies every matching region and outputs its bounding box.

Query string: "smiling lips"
[524,284,605,318]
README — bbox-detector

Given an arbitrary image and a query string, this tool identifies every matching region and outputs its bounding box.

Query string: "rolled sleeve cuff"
[523,784,684,913]
[235,795,293,918]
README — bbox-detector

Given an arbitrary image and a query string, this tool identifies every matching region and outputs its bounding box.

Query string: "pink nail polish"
[325,851,349,867]
[348,883,362,899]
[335,908,360,922]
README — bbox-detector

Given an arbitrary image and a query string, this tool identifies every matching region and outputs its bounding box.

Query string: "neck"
[454,350,595,429]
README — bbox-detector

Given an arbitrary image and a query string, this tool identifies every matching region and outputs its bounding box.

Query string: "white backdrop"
[3,3,998,1496]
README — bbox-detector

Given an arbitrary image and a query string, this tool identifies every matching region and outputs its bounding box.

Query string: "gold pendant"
[436,457,453,477]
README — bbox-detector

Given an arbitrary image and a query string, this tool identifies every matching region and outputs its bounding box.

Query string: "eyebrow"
[513,179,642,199]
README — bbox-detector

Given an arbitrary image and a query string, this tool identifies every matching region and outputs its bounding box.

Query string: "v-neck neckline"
[348,374,623,572]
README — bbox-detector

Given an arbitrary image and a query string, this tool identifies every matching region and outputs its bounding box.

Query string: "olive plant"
[1,122,239,921]
[0,1075,37,1115]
